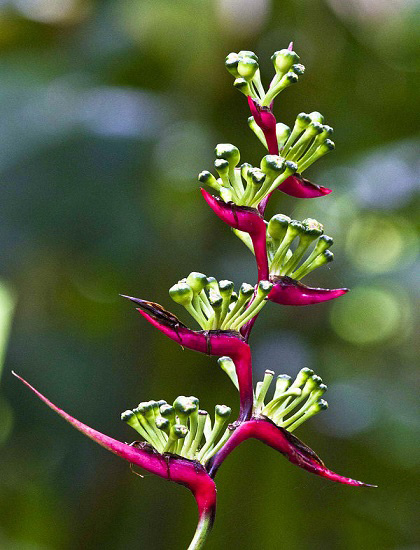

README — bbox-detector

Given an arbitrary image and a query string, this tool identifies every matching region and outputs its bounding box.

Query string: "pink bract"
[13,372,217,521]
[122,296,254,422]
[209,417,375,487]
[268,276,349,306]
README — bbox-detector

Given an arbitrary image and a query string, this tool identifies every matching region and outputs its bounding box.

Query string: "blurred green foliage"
[0,0,418,548]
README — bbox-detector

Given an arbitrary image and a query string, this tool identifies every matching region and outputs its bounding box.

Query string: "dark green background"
[0,0,418,548]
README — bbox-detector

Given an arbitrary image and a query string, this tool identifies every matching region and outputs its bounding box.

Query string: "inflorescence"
[122,396,232,465]
[249,111,335,172]
[266,215,333,279]
[199,145,297,208]
[169,272,273,331]
[218,359,328,432]
[225,49,303,107]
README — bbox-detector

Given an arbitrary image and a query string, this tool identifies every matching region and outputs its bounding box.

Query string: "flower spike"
[12,372,217,549]
[121,295,254,421]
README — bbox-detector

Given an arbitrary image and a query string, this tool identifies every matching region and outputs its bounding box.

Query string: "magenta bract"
[13,372,217,520]
[209,417,375,487]
[247,97,279,155]
[268,276,349,306]
[278,173,332,198]
[122,296,254,421]
[201,189,269,280]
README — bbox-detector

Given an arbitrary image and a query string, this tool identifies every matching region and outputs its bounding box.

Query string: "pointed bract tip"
[288,41,294,50]
[119,294,143,305]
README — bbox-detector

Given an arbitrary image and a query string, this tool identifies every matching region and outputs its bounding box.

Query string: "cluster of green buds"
[266,215,333,279]
[225,48,303,107]
[199,144,297,208]
[121,395,232,465]
[249,111,335,173]
[254,367,328,432]
[169,272,273,331]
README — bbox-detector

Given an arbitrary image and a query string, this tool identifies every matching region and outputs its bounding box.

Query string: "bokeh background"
[0,0,419,548]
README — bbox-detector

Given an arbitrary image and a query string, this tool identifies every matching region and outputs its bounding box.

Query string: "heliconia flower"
[200,188,269,280]
[13,372,217,550]
[121,295,254,421]
[208,367,375,488]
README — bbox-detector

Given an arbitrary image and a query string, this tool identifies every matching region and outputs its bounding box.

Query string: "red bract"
[278,173,332,198]
[201,189,269,280]
[13,372,217,539]
[208,416,375,487]
[122,296,254,422]
[247,97,278,155]
[268,276,349,306]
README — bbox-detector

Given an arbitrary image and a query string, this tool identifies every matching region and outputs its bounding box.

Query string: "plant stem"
[187,511,214,550]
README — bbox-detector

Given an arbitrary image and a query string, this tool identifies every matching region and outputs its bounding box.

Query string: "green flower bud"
[250,168,266,186]
[214,158,229,177]
[292,63,305,75]
[160,404,175,420]
[217,356,239,390]
[271,49,300,73]
[237,57,259,80]
[186,272,207,295]
[302,218,324,237]
[312,399,328,412]
[230,291,238,303]
[155,416,170,431]
[238,50,258,61]
[198,170,219,190]
[121,410,136,423]
[169,282,193,306]
[276,123,291,147]
[260,155,285,179]
[225,52,240,77]
[205,276,219,293]
[219,280,234,297]
[296,112,312,129]
[284,160,298,175]
[273,375,292,399]
[267,214,291,240]
[172,424,188,439]
[173,396,197,417]
[240,162,252,181]
[233,77,252,96]
[309,111,324,124]
[257,280,273,298]
[215,404,232,418]
[209,288,223,308]
[239,282,255,297]
[215,143,240,168]
[294,367,314,388]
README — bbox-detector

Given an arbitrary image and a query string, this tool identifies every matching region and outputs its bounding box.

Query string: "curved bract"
[278,173,332,198]
[247,97,278,155]
[208,416,375,487]
[12,372,217,530]
[122,295,254,422]
[268,276,348,306]
[201,188,269,280]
